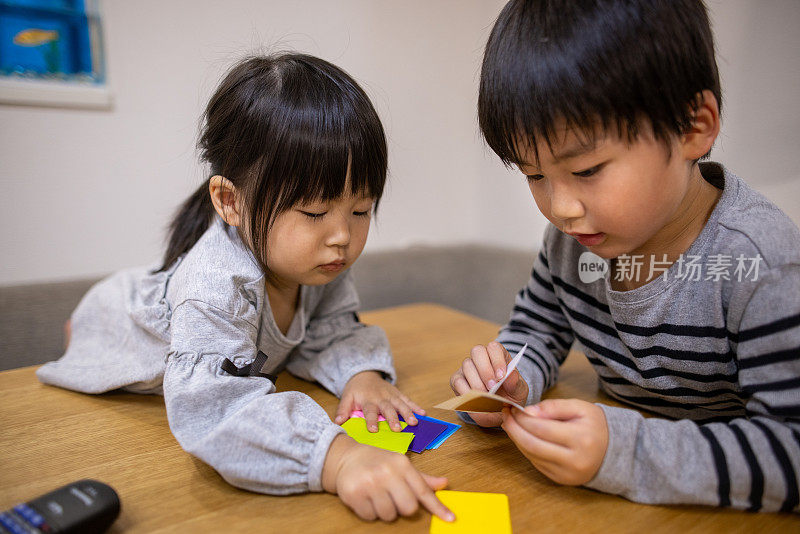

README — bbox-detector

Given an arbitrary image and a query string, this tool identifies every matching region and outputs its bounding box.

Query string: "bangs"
[197,53,387,281]
[248,54,387,223]
[478,0,720,167]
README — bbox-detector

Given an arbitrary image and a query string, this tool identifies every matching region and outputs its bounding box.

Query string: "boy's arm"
[163,299,345,495]
[587,264,800,512]
[285,270,396,397]
[496,248,575,405]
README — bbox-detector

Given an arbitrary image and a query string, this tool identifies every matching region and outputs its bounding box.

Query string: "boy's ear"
[681,89,721,161]
[209,175,242,227]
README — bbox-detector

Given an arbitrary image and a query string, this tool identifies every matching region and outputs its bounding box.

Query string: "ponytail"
[156,179,215,272]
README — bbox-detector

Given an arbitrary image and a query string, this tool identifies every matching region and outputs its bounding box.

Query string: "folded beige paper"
[434,390,525,413]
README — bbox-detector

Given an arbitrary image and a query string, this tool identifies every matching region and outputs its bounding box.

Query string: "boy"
[450,0,800,512]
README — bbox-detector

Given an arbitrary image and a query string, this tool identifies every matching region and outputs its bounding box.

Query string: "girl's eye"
[301,211,326,220]
[353,210,371,217]
[526,174,544,182]
[573,164,603,178]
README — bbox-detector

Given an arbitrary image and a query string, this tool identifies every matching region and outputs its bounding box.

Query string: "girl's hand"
[322,434,455,522]
[501,399,609,485]
[449,342,529,427]
[335,371,425,432]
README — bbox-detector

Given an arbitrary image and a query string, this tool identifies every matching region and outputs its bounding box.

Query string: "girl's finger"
[387,478,419,517]
[394,399,419,426]
[350,496,377,521]
[400,395,426,418]
[363,403,381,432]
[369,490,398,522]
[334,395,354,425]
[379,401,402,432]
[407,472,454,522]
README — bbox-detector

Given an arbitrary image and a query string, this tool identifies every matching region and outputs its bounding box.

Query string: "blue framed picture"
[0,0,105,84]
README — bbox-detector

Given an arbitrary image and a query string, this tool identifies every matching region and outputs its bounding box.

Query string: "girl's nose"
[325,213,351,248]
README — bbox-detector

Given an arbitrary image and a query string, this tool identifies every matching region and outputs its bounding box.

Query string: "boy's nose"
[549,184,585,222]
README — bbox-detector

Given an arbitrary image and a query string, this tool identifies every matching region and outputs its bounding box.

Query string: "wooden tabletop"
[1,303,796,533]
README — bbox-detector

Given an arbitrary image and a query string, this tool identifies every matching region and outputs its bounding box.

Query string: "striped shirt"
[498,162,800,512]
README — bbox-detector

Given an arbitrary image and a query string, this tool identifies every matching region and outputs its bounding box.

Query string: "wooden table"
[1,304,796,533]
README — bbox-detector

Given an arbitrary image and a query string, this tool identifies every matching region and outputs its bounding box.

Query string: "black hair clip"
[220,351,277,383]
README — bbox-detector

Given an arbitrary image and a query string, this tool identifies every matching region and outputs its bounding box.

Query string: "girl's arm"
[163,299,343,494]
[163,298,453,521]
[285,270,396,397]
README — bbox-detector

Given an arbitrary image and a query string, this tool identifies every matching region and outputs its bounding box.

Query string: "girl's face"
[265,192,374,289]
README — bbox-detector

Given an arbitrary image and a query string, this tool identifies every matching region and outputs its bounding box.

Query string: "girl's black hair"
[478,0,722,166]
[158,53,387,274]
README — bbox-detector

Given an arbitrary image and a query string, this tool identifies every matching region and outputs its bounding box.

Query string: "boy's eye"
[301,211,326,219]
[526,174,544,182]
[572,164,603,177]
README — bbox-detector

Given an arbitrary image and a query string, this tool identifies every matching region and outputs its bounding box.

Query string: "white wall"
[1,0,798,285]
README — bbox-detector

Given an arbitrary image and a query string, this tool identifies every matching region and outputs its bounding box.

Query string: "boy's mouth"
[569,232,606,247]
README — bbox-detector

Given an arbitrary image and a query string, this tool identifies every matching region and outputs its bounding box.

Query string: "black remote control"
[0,480,120,534]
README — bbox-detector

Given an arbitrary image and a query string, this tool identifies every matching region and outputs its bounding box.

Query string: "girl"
[37,53,454,523]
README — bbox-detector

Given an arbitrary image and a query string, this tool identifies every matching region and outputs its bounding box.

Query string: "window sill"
[0,77,112,110]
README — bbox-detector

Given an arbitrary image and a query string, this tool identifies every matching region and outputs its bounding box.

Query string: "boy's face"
[516,124,697,260]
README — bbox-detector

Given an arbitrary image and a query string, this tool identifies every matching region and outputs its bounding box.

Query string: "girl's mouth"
[319,261,346,272]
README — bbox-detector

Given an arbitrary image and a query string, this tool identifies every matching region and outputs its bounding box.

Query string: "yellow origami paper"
[430,490,512,534]
[340,417,413,454]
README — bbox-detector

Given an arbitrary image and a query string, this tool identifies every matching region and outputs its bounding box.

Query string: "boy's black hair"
[158,53,387,275]
[478,0,721,166]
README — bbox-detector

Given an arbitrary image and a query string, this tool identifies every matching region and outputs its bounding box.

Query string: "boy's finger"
[470,345,497,388]
[509,408,574,446]
[487,342,511,379]
[462,358,488,391]
[533,399,587,421]
[450,374,472,396]
[500,367,519,394]
[502,408,569,464]
[411,473,454,522]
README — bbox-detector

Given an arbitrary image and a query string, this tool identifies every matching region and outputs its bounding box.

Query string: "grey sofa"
[0,245,535,371]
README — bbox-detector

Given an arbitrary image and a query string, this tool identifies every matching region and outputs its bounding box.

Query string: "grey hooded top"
[37,218,395,495]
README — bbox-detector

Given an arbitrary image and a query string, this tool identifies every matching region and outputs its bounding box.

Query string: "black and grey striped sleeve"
[587,264,800,512]
[496,248,574,405]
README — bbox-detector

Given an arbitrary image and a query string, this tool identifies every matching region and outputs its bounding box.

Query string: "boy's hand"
[501,399,609,485]
[335,371,425,432]
[322,434,455,522]
[449,342,529,427]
